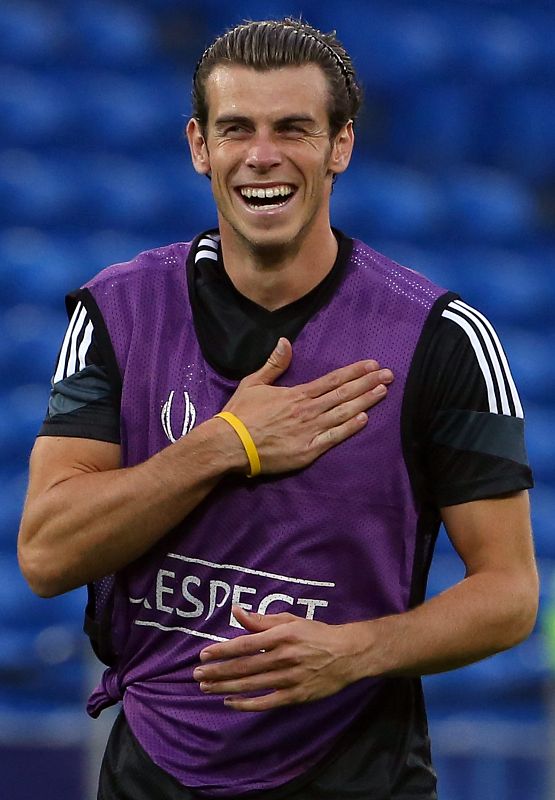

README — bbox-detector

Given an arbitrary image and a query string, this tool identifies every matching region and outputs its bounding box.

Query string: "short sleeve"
[411,297,533,508]
[39,290,121,443]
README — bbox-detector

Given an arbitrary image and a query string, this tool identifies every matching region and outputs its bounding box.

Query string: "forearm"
[19,419,244,596]
[350,569,539,681]
[19,349,392,598]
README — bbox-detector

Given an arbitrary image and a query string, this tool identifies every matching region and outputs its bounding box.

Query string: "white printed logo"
[161,391,196,443]
[130,553,335,643]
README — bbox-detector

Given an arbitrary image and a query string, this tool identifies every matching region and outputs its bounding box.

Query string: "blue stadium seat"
[0,324,58,385]
[387,84,485,167]
[75,153,173,230]
[427,551,465,597]
[443,168,536,242]
[332,160,445,240]
[332,4,450,86]
[445,9,540,83]
[531,484,555,559]
[0,626,85,706]
[68,1,156,66]
[493,87,555,180]
[0,470,27,554]
[501,329,555,406]
[0,554,85,628]
[0,228,84,309]
[523,405,555,484]
[0,303,66,381]
[0,151,79,228]
[81,230,163,276]
[0,68,72,147]
[73,72,181,148]
[156,153,217,235]
[444,247,553,326]
[0,1,68,64]
[365,242,457,290]
[522,8,555,76]
[0,384,51,467]
[424,632,549,706]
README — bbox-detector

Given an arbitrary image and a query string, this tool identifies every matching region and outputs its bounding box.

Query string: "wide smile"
[235,184,297,213]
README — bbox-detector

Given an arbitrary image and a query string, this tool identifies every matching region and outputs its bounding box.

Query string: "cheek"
[210,170,230,199]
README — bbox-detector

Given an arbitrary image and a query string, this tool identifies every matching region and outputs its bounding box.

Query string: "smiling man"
[18,18,537,800]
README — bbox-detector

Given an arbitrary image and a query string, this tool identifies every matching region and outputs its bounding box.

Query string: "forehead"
[204,64,330,123]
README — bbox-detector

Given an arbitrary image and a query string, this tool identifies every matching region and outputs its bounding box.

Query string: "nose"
[244,132,282,171]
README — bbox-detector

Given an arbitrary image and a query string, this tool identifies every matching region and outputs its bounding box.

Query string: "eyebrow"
[214,114,318,128]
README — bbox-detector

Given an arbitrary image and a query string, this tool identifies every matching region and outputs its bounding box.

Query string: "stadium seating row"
[0,6,553,798]
[2,226,554,329]
[3,66,555,180]
[3,0,555,83]
[0,150,546,242]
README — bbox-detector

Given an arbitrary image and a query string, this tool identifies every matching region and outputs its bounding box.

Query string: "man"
[18,18,537,800]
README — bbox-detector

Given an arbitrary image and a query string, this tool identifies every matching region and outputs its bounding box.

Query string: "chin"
[235,221,301,253]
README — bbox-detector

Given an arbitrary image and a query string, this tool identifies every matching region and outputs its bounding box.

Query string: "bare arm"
[193,491,539,710]
[18,338,393,597]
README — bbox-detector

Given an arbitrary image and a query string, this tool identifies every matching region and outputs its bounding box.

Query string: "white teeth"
[239,185,294,199]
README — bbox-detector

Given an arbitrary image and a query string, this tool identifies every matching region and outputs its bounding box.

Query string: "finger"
[310,409,374,454]
[224,689,296,712]
[317,383,390,429]
[200,667,296,696]
[231,606,297,632]
[243,337,292,387]
[199,628,280,663]
[302,360,380,400]
[314,368,393,415]
[195,650,279,683]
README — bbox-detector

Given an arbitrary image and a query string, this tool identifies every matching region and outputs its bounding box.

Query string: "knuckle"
[334,385,346,403]
[265,355,281,370]
[334,404,349,423]
[289,686,306,704]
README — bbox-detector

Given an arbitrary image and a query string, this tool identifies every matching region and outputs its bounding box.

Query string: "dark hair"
[192,18,362,139]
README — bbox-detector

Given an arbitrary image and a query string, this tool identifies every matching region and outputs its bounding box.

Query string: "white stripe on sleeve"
[454,300,524,418]
[53,303,95,383]
[65,304,88,379]
[53,302,82,383]
[77,319,94,371]
[442,301,524,418]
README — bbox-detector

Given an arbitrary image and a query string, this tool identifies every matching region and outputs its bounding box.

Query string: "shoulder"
[349,240,449,319]
[85,241,194,293]
[432,298,523,418]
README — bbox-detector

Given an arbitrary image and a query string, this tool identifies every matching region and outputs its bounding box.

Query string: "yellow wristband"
[214,412,262,478]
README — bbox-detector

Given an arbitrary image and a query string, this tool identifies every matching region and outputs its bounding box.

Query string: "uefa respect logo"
[130,552,335,643]
[161,390,197,443]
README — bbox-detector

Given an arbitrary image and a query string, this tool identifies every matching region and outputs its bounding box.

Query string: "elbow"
[503,576,539,649]
[17,533,67,599]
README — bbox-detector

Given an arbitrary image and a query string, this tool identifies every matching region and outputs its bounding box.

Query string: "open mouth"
[236,184,297,211]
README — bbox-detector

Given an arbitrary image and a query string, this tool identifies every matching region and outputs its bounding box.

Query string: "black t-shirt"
[41,231,532,800]
[40,230,532,510]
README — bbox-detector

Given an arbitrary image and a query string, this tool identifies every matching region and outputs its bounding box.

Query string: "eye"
[222,125,250,138]
[279,124,306,137]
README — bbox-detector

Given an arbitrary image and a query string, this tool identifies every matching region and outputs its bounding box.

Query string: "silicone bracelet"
[214,412,262,478]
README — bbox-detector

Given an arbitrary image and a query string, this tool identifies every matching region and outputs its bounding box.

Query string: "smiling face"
[187,64,354,254]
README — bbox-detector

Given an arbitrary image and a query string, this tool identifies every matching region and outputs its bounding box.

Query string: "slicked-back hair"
[192,19,362,139]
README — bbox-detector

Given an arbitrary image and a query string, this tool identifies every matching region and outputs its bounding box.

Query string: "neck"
[218,218,339,311]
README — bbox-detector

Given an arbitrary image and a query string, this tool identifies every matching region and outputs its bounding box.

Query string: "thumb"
[232,605,297,631]
[252,337,292,386]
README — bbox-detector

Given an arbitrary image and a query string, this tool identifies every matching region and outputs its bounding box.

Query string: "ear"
[329,121,354,177]
[186,117,211,176]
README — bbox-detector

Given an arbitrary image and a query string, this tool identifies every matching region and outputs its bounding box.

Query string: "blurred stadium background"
[1,0,554,797]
